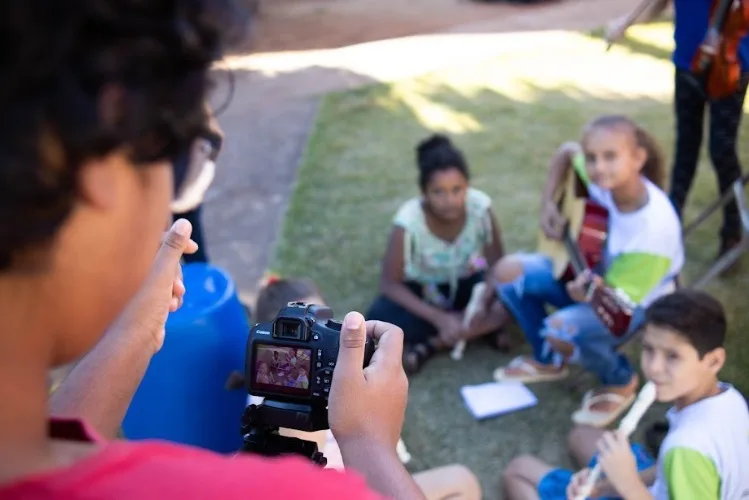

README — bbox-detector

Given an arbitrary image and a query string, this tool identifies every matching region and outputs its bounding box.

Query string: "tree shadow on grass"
[272,78,749,495]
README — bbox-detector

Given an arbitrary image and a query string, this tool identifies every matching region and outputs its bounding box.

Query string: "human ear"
[633,144,647,172]
[77,154,122,211]
[704,347,726,375]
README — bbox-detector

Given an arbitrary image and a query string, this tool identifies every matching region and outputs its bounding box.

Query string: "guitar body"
[590,286,634,338]
[537,163,608,281]
[559,201,608,282]
[537,159,633,337]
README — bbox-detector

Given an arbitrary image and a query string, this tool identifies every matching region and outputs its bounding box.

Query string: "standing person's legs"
[669,68,708,220]
[707,73,749,254]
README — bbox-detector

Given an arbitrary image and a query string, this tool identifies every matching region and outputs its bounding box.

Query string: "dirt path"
[205,0,643,306]
[250,0,521,53]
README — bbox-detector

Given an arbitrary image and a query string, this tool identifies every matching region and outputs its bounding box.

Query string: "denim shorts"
[537,443,655,500]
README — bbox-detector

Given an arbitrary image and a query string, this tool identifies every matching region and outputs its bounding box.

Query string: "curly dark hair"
[415,134,470,190]
[0,0,243,270]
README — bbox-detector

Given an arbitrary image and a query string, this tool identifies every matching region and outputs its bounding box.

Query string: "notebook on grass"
[460,381,538,420]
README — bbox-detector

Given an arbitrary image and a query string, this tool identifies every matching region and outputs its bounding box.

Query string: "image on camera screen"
[253,344,312,397]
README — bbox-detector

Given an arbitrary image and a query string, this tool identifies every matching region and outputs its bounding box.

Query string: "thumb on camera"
[336,312,366,375]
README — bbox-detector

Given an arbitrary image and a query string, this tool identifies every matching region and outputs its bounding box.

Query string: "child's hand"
[438,312,465,346]
[566,468,603,499]
[540,199,566,240]
[566,270,594,302]
[597,431,641,494]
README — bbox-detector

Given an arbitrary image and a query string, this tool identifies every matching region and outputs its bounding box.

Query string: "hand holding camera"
[244,303,408,463]
[328,312,408,451]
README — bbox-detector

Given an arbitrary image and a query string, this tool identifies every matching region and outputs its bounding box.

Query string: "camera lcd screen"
[252,344,312,397]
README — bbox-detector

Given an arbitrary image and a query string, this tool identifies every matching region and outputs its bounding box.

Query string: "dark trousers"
[175,204,209,264]
[669,69,749,242]
[366,272,484,346]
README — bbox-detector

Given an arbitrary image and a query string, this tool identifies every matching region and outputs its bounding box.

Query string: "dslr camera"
[240,302,374,465]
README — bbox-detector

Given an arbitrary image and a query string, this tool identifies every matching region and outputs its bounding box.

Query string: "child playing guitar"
[490,115,684,428]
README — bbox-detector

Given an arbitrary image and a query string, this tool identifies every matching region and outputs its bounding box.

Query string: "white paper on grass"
[460,381,538,420]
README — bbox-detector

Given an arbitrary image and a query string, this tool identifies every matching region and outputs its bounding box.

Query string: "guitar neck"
[562,225,589,276]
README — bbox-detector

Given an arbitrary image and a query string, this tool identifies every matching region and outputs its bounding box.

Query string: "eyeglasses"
[170,137,218,213]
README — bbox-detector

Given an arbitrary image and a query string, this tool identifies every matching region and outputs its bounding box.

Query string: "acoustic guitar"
[537,158,635,337]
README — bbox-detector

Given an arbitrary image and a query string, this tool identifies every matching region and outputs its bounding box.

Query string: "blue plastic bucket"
[123,263,249,453]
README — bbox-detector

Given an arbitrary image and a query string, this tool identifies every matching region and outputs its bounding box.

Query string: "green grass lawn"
[270,23,749,496]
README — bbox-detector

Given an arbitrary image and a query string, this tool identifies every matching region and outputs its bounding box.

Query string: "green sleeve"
[663,447,721,499]
[571,149,590,185]
[604,252,671,304]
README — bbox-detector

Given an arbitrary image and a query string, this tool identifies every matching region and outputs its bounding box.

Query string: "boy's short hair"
[644,289,727,357]
[255,277,323,323]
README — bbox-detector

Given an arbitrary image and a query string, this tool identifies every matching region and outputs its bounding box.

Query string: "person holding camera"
[0,1,423,499]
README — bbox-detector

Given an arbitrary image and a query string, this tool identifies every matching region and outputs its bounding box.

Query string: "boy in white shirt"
[503,289,749,499]
[570,289,749,499]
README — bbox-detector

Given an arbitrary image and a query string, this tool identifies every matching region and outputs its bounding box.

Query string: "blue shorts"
[537,443,655,500]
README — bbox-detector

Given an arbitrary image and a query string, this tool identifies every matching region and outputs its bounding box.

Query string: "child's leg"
[493,254,574,382]
[501,455,556,500]
[413,464,481,500]
[365,292,439,374]
[542,304,641,427]
[567,425,605,467]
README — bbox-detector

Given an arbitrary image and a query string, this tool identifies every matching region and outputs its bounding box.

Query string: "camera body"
[246,302,375,413]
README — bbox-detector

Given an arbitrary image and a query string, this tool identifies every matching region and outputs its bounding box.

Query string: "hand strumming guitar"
[566,270,591,302]
[567,272,620,330]
[565,269,600,303]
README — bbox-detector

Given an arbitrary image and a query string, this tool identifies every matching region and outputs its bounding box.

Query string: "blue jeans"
[497,253,644,386]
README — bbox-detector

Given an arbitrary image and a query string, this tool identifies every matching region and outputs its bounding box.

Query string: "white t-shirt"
[587,177,684,307]
[649,383,749,500]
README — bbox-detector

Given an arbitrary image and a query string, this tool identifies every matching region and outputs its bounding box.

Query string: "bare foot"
[588,374,640,413]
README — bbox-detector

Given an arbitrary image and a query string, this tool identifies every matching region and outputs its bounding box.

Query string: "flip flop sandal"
[493,356,569,384]
[571,391,636,428]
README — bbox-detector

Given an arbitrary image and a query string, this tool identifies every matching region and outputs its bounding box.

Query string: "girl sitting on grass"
[366,134,509,374]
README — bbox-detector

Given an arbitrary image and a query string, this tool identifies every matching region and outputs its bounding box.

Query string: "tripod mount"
[240,400,329,467]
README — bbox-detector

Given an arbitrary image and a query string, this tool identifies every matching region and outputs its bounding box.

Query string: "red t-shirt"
[0,419,384,499]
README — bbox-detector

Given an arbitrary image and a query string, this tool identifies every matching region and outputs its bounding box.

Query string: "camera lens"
[274,319,303,340]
